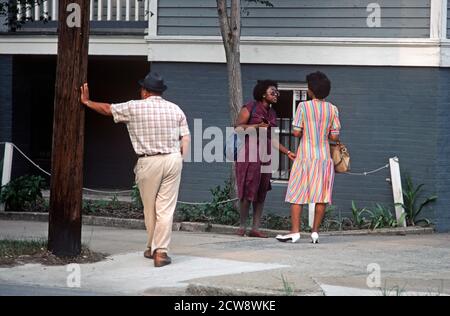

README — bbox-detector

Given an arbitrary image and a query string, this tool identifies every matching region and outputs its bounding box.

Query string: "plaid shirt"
[111,96,190,155]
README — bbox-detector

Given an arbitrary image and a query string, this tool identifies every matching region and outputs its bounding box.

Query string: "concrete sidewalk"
[0,220,449,296]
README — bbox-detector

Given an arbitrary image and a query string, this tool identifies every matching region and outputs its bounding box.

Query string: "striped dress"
[285,100,341,204]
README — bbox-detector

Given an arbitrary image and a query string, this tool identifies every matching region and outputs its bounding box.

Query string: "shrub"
[367,204,405,230]
[402,175,437,226]
[0,175,45,211]
[351,201,372,229]
[261,213,291,230]
[131,184,143,209]
[176,180,239,226]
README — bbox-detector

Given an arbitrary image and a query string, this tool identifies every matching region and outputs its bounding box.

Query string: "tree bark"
[48,0,90,257]
[217,0,243,202]
[217,0,243,125]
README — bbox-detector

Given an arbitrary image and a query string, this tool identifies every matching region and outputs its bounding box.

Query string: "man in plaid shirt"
[80,72,190,267]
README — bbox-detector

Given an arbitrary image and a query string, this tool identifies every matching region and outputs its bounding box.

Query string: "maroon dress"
[236,100,278,203]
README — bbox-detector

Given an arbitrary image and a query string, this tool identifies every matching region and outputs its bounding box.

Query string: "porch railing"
[15,0,150,22]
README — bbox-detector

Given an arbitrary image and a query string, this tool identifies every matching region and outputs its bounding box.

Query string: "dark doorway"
[12,55,149,189]
[12,55,56,181]
[84,56,150,189]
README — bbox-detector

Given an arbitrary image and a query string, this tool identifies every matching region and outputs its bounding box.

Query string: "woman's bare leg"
[239,199,251,229]
[290,204,303,233]
[312,203,327,233]
[251,201,264,230]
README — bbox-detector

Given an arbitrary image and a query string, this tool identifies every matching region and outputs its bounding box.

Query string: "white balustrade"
[116,0,121,21]
[126,0,130,21]
[135,0,139,21]
[16,1,22,21]
[25,2,32,19]
[97,0,102,21]
[43,0,49,20]
[33,0,39,21]
[107,0,112,20]
[13,0,147,24]
[90,0,94,21]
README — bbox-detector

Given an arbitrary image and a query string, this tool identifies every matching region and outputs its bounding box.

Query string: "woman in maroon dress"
[235,80,296,237]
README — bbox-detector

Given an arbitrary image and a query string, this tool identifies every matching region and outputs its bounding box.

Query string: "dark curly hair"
[253,80,278,101]
[306,71,331,99]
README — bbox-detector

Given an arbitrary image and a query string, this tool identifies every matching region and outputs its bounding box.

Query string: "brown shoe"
[248,229,268,238]
[154,251,172,268]
[236,228,246,237]
[143,248,153,259]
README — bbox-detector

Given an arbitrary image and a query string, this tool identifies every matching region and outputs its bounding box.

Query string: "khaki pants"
[134,153,183,255]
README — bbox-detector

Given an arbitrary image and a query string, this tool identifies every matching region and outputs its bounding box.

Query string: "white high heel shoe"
[311,232,319,244]
[276,232,300,243]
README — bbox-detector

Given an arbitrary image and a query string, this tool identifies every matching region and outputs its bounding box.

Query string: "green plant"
[0,175,45,211]
[320,206,345,231]
[176,180,239,226]
[351,201,372,229]
[261,213,291,230]
[280,274,295,296]
[177,204,210,223]
[131,184,143,209]
[0,238,47,257]
[82,200,109,214]
[110,194,120,209]
[368,204,405,230]
[379,282,406,296]
[402,175,437,226]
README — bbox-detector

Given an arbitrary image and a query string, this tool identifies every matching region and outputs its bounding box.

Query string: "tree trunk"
[217,0,243,125]
[48,0,90,257]
[217,0,243,202]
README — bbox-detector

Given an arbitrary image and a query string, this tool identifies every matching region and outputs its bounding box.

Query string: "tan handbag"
[330,142,350,173]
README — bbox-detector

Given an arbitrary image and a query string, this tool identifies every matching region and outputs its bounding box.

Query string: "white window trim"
[278,83,308,121]
[271,84,307,182]
[430,0,447,40]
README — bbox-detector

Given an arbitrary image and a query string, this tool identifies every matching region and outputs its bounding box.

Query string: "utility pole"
[48,0,90,256]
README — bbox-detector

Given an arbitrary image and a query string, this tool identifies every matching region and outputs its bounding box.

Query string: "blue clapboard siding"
[158,0,430,38]
[0,55,13,142]
[435,69,450,232]
[151,62,446,230]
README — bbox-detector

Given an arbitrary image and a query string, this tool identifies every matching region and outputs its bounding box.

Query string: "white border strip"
[146,36,443,67]
[2,35,450,67]
[0,36,148,56]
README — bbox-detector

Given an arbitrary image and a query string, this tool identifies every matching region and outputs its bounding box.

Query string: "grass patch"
[280,274,295,296]
[0,239,47,257]
[0,239,107,267]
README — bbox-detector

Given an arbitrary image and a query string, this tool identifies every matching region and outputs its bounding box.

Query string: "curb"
[185,283,324,296]
[185,283,286,296]
[0,211,435,237]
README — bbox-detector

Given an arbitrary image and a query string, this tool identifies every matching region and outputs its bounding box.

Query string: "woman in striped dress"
[276,72,341,244]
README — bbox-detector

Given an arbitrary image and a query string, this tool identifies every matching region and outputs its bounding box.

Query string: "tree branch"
[216,0,232,54]
[230,0,241,51]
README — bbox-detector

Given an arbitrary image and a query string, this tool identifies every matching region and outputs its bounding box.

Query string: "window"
[271,83,309,181]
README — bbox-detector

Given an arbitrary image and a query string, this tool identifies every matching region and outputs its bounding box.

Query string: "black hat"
[138,72,167,92]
